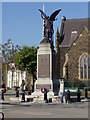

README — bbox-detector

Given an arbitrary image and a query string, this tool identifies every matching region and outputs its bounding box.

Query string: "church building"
[55,16,90,81]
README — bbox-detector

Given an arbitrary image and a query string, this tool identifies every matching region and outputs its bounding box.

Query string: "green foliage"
[15,46,37,74]
[64,79,90,89]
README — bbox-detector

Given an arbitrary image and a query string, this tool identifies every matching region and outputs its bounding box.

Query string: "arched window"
[79,54,90,80]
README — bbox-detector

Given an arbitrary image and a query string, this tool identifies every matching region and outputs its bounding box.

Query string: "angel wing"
[49,9,61,21]
[38,9,47,19]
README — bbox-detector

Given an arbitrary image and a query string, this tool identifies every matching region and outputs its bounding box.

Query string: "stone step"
[10,97,21,102]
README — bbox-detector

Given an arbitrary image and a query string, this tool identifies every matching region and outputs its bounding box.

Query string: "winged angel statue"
[39,9,61,43]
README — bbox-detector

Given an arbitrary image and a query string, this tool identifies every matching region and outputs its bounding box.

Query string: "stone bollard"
[49,98,52,103]
[16,89,19,97]
[85,87,88,99]
[65,93,67,103]
[28,90,31,95]
[1,90,4,101]
[60,93,63,103]
[21,90,25,102]
[65,90,71,103]
[44,89,48,103]
[77,88,81,102]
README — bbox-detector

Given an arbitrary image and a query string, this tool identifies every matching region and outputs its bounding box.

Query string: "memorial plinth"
[32,43,55,97]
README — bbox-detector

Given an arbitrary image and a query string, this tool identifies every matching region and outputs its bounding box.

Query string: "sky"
[1,0,90,2]
[2,2,88,47]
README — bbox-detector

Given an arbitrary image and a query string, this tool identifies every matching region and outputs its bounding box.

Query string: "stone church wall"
[67,28,88,80]
[59,47,68,79]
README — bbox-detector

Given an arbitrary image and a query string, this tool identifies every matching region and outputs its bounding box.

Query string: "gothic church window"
[80,57,83,79]
[79,54,90,80]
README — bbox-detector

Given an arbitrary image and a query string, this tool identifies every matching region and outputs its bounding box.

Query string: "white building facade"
[7,69,26,89]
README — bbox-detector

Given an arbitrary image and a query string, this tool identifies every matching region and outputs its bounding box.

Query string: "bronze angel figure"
[39,9,61,42]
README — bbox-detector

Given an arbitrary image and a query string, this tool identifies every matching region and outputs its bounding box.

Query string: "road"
[0,101,89,118]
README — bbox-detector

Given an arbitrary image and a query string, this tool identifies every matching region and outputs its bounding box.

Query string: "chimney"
[60,16,66,44]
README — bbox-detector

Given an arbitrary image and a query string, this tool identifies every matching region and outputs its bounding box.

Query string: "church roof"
[61,18,89,47]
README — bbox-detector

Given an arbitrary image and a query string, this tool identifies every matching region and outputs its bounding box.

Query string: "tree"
[15,46,38,92]
[2,40,20,67]
[2,39,20,90]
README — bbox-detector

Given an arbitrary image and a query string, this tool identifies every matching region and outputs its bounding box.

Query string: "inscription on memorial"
[38,54,50,78]
[36,84,51,89]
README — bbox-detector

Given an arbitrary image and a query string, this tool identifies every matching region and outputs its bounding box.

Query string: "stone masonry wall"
[67,28,88,80]
[59,47,68,78]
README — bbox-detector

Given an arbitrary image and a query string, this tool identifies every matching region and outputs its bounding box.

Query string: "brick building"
[56,17,90,80]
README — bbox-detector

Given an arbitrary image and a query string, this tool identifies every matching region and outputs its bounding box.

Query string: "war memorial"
[18,8,89,106]
[32,9,62,100]
[0,3,89,119]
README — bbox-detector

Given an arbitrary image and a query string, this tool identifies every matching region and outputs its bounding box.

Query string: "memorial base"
[32,90,54,101]
[31,43,56,99]
[32,78,54,99]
